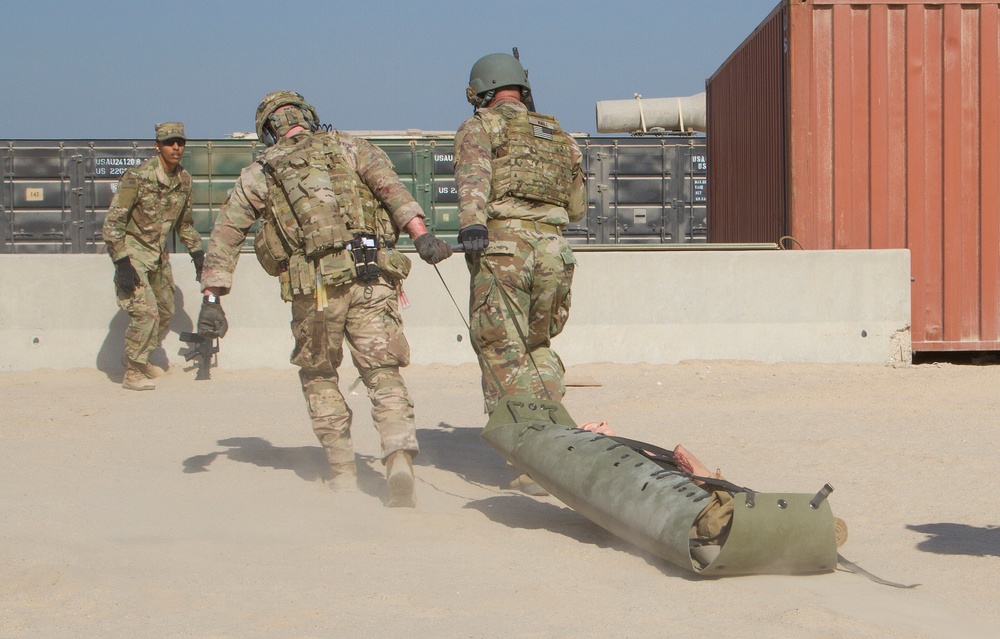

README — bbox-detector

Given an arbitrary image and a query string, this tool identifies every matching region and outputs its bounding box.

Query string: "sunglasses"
[160,138,186,147]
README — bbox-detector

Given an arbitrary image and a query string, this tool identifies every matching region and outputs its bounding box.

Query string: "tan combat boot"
[137,361,164,379]
[122,364,155,391]
[121,356,162,379]
[329,461,358,493]
[385,450,415,508]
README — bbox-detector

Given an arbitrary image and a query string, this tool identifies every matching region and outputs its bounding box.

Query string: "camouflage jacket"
[102,155,201,268]
[200,130,424,294]
[454,98,586,230]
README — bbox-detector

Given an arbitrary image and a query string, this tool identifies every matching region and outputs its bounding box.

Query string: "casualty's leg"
[673,444,722,480]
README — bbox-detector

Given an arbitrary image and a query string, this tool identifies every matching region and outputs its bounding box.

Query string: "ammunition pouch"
[253,219,290,277]
[318,249,356,287]
[347,234,381,282]
[275,249,356,303]
[377,245,412,282]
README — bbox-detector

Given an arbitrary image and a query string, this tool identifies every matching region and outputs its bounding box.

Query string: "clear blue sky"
[1,0,780,139]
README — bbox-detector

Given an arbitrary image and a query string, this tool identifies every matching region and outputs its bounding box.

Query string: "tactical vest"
[255,132,400,299]
[476,107,575,208]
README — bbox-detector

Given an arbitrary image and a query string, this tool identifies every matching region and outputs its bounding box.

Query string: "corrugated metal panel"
[706,2,787,244]
[707,0,1000,352]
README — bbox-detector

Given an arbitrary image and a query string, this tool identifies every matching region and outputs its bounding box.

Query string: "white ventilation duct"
[596,92,707,134]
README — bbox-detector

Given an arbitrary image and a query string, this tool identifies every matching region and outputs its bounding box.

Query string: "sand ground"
[2,359,999,638]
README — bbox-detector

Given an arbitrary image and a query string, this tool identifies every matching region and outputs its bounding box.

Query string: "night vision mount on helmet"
[466,52,533,110]
[255,90,320,146]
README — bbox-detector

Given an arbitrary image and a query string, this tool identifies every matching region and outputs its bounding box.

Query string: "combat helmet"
[466,53,531,109]
[255,90,320,146]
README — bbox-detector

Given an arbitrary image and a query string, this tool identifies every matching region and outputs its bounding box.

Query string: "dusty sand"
[2,359,999,638]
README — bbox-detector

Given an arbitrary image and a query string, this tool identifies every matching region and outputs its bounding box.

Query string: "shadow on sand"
[907,522,1000,558]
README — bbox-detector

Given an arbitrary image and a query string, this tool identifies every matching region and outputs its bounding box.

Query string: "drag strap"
[836,553,920,589]
[607,436,677,464]
[607,435,753,495]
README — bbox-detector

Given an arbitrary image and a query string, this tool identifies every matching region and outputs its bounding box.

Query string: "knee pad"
[362,366,405,392]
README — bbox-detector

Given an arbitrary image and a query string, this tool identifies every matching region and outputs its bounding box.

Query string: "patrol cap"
[155,122,186,142]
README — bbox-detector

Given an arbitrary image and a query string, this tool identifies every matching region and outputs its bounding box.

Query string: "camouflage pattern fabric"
[468,226,576,414]
[115,259,177,365]
[292,279,417,464]
[102,155,201,365]
[455,97,586,413]
[200,129,424,464]
[454,98,587,230]
[477,108,576,208]
[201,131,423,293]
[155,122,186,142]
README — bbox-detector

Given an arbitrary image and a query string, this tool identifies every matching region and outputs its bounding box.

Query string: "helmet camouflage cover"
[255,90,320,145]
[467,53,530,107]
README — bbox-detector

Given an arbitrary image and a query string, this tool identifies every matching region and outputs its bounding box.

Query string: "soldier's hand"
[413,232,453,265]
[458,224,489,253]
[113,256,141,297]
[197,294,228,339]
[190,250,205,282]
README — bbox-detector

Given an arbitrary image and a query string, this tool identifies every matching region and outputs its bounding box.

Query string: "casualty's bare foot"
[673,444,722,479]
[578,420,616,436]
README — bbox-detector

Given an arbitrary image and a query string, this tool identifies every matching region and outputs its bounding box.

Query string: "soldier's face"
[156,138,186,172]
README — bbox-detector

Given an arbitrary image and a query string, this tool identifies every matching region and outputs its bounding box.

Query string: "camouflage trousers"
[468,225,576,414]
[290,277,418,466]
[115,258,175,365]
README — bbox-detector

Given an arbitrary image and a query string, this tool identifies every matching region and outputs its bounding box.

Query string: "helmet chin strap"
[467,85,495,110]
[467,86,532,112]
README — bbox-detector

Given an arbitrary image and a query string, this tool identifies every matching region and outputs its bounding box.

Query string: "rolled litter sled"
[481,395,838,576]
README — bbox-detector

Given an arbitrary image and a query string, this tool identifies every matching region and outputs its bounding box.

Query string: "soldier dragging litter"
[103,122,204,391]
[453,52,587,495]
[196,91,451,507]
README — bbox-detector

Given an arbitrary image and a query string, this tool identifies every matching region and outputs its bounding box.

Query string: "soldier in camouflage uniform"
[197,91,451,507]
[454,53,587,495]
[103,122,205,391]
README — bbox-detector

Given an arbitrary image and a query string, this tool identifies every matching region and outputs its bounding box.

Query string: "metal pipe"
[596,93,707,134]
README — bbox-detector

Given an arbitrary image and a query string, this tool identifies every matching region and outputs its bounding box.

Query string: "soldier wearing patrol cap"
[197,91,451,506]
[103,122,204,391]
[454,53,587,494]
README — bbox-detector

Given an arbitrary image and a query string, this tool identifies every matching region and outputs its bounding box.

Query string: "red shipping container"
[707,1,1000,352]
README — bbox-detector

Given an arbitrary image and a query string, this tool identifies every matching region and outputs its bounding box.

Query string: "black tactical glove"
[190,250,205,282]
[197,294,229,339]
[458,224,489,253]
[113,256,141,297]
[413,232,453,265]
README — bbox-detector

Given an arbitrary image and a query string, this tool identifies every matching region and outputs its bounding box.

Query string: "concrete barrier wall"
[0,249,911,373]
